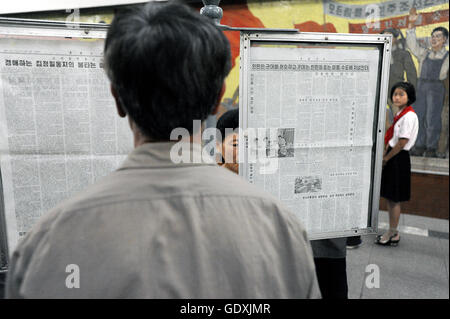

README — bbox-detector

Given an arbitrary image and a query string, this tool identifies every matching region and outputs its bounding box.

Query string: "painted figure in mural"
[380,28,417,126]
[437,70,449,158]
[407,9,449,158]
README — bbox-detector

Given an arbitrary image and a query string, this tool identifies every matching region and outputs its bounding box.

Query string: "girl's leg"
[380,199,401,242]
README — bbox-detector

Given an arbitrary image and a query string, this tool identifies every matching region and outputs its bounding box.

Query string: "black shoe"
[375,234,400,246]
[346,236,362,249]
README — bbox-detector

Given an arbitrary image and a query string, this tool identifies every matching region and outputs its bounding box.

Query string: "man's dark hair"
[390,81,416,105]
[431,27,449,41]
[104,1,232,140]
[216,108,239,143]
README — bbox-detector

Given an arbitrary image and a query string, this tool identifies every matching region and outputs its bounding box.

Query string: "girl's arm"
[383,143,389,157]
[383,138,409,166]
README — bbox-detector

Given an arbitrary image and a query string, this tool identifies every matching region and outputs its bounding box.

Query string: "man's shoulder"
[41,164,282,215]
[199,166,275,199]
[14,164,306,259]
[8,164,314,298]
[22,164,298,242]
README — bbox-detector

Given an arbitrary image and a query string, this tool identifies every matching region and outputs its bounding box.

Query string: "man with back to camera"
[6,1,320,298]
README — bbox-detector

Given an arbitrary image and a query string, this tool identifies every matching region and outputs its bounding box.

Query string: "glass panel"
[243,40,384,238]
[0,30,132,254]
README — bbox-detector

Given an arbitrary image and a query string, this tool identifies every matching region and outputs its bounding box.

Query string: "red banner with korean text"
[349,9,448,33]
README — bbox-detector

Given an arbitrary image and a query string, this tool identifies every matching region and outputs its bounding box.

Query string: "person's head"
[431,27,448,51]
[390,82,416,109]
[216,108,239,174]
[104,1,231,142]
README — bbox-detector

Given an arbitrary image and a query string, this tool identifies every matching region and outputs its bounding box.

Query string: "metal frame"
[0,168,7,271]
[239,31,392,240]
[218,25,298,33]
[0,17,109,38]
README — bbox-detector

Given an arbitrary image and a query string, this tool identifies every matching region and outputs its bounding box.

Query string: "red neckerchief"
[384,106,415,146]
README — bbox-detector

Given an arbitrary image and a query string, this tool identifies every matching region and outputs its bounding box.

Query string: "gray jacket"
[6,142,320,298]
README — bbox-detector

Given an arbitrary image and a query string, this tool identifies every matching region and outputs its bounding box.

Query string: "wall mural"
[15,0,449,172]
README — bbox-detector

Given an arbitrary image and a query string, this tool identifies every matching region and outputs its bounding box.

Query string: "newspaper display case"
[239,31,392,240]
[0,18,134,269]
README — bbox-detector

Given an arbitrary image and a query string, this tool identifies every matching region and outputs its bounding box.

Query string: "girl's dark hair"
[216,108,239,143]
[390,81,416,105]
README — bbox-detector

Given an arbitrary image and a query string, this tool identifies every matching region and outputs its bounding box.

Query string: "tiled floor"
[347,211,449,299]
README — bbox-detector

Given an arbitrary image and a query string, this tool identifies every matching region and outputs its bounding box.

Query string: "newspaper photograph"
[244,45,380,237]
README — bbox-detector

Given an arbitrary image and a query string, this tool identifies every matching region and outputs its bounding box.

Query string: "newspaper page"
[0,37,133,252]
[244,45,380,238]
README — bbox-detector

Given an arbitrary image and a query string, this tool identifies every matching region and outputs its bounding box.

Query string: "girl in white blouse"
[377,82,419,246]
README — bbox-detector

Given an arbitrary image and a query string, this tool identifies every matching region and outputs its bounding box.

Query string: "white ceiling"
[0,0,165,15]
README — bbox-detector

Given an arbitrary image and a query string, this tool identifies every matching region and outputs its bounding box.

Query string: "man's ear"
[111,85,126,118]
[211,82,226,115]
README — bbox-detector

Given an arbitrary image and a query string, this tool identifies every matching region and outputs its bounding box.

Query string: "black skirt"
[380,147,411,203]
